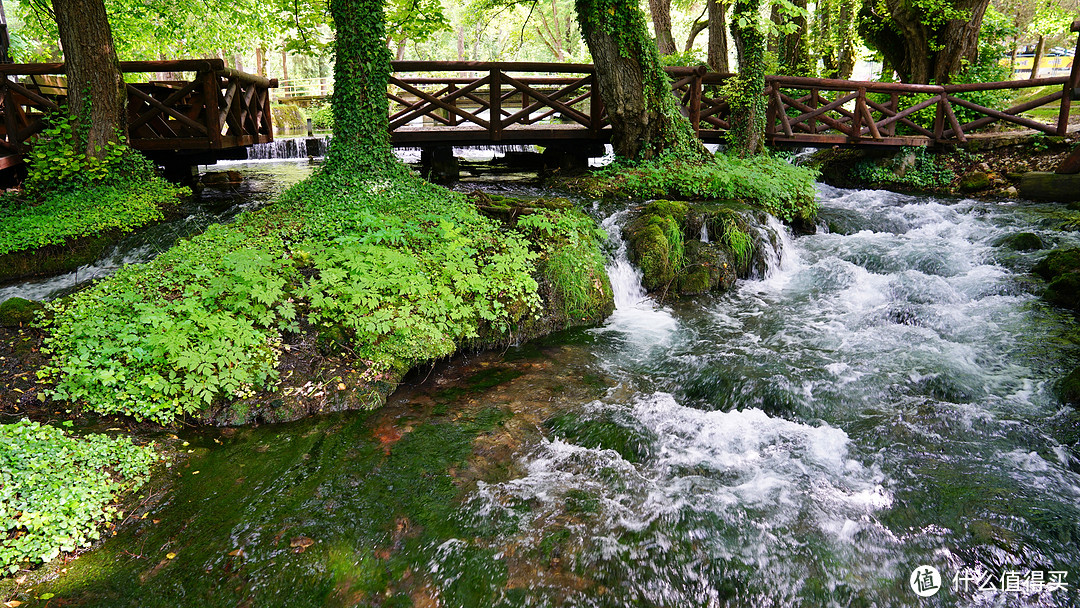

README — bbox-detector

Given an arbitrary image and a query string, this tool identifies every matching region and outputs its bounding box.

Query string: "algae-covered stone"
[1034,248,1080,311]
[0,297,44,327]
[626,201,687,291]
[994,232,1043,251]
[959,171,991,192]
[1033,248,1080,281]
[1059,367,1080,406]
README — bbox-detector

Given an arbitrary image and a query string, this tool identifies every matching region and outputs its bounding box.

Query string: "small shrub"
[1,419,155,573]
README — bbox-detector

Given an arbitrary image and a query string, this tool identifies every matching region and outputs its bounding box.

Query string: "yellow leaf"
[337,383,346,391]
[5,600,24,607]
[192,471,200,475]
[166,552,177,559]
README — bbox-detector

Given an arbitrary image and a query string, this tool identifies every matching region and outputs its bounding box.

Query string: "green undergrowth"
[1,419,156,574]
[571,151,819,222]
[41,166,608,425]
[0,179,184,256]
[0,111,187,257]
[850,147,957,191]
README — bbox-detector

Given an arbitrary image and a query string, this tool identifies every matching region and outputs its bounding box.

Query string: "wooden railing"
[763,73,1080,147]
[386,60,1080,147]
[0,59,276,169]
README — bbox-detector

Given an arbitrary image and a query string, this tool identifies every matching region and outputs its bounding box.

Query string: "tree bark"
[575,0,708,160]
[281,48,289,81]
[52,0,125,159]
[256,46,266,77]
[1031,35,1044,80]
[707,0,729,72]
[648,0,677,55]
[860,0,991,84]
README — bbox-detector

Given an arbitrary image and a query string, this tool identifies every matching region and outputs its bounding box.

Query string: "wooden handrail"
[0,59,226,75]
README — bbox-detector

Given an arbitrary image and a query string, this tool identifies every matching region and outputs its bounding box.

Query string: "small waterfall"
[601,210,647,310]
[246,136,329,160]
[699,222,710,243]
[747,214,798,280]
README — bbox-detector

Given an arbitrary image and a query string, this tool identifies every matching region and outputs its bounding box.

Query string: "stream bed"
[10,168,1080,607]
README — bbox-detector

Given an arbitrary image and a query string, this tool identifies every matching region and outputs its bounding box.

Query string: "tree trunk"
[574,0,707,160]
[256,47,266,77]
[52,0,125,159]
[707,0,729,72]
[325,0,394,169]
[456,26,466,61]
[685,12,708,52]
[281,48,289,82]
[648,0,677,55]
[1031,35,1045,80]
[860,0,990,84]
[775,0,810,75]
[729,0,766,155]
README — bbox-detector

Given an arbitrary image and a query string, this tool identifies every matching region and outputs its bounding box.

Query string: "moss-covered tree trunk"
[648,0,677,55]
[775,0,812,76]
[325,0,395,171]
[574,0,709,161]
[729,0,767,155]
[52,0,125,160]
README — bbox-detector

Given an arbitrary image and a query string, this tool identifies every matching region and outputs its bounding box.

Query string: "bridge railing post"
[489,68,502,141]
[1057,18,1080,136]
[689,70,702,136]
[589,71,604,135]
[933,92,946,142]
[851,87,865,141]
[202,68,223,149]
[765,79,776,140]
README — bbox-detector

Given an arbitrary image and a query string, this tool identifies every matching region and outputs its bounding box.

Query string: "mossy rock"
[626,214,682,291]
[0,297,44,327]
[0,232,118,283]
[994,232,1043,251]
[959,171,991,192]
[1059,367,1080,407]
[676,240,736,295]
[1033,248,1080,281]
[1045,273,1080,311]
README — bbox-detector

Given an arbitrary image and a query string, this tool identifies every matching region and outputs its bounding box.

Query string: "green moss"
[544,412,656,463]
[1034,248,1080,281]
[0,297,44,328]
[1060,367,1080,406]
[1046,273,1080,311]
[958,171,991,192]
[994,232,1043,251]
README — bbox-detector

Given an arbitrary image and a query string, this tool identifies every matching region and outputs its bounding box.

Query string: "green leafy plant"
[1,419,155,573]
[585,151,819,222]
[851,146,955,189]
[23,112,154,195]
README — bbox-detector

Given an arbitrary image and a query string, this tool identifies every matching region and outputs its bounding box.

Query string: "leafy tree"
[859,0,993,83]
[816,0,860,78]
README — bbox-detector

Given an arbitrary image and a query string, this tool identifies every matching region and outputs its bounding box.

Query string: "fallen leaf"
[166,552,177,559]
[227,549,244,557]
[191,471,200,475]
[39,594,53,600]
[5,600,24,607]
[14,575,26,584]
[337,383,346,391]
[289,536,314,553]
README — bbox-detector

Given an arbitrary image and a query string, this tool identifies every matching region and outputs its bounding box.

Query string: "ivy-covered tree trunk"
[859,0,991,84]
[729,0,767,155]
[52,0,125,160]
[648,0,677,55]
[325,0,395,170]
[574,0,708,160]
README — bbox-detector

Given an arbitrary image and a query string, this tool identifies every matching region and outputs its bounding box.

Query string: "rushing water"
[13,170,1080,607]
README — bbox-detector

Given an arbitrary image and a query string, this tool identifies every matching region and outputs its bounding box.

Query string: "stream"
[11,163,1080,607]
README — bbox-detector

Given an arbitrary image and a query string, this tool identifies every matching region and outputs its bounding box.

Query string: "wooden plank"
[948,95,1058,134]
[500,74,592,127]
[0,59,223,76]
[490,69,502,140]
[393,60,596,74]
[954,90,1062,133]
[773,87,793,137]
[127,84,207,134]
[859,90,882,140]
[768,133,930,147]
[129,78,199,130]
[1,80,23,152]
[942,98,966,143]
[389,77,490,130]
[943,77,1068,92]
[780,92,854,136]
[769,74,944,94]
[202,71,223,148]
[866,98,935,138]
[4,80,60,111]
[874,95,940,132]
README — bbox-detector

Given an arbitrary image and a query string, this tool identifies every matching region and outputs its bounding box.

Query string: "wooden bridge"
[2,55,1080,172]
[0,58,275,171]
[385,60,1080,151]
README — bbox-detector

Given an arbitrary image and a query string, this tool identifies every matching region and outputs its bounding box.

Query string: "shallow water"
[12,175,1080,607]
